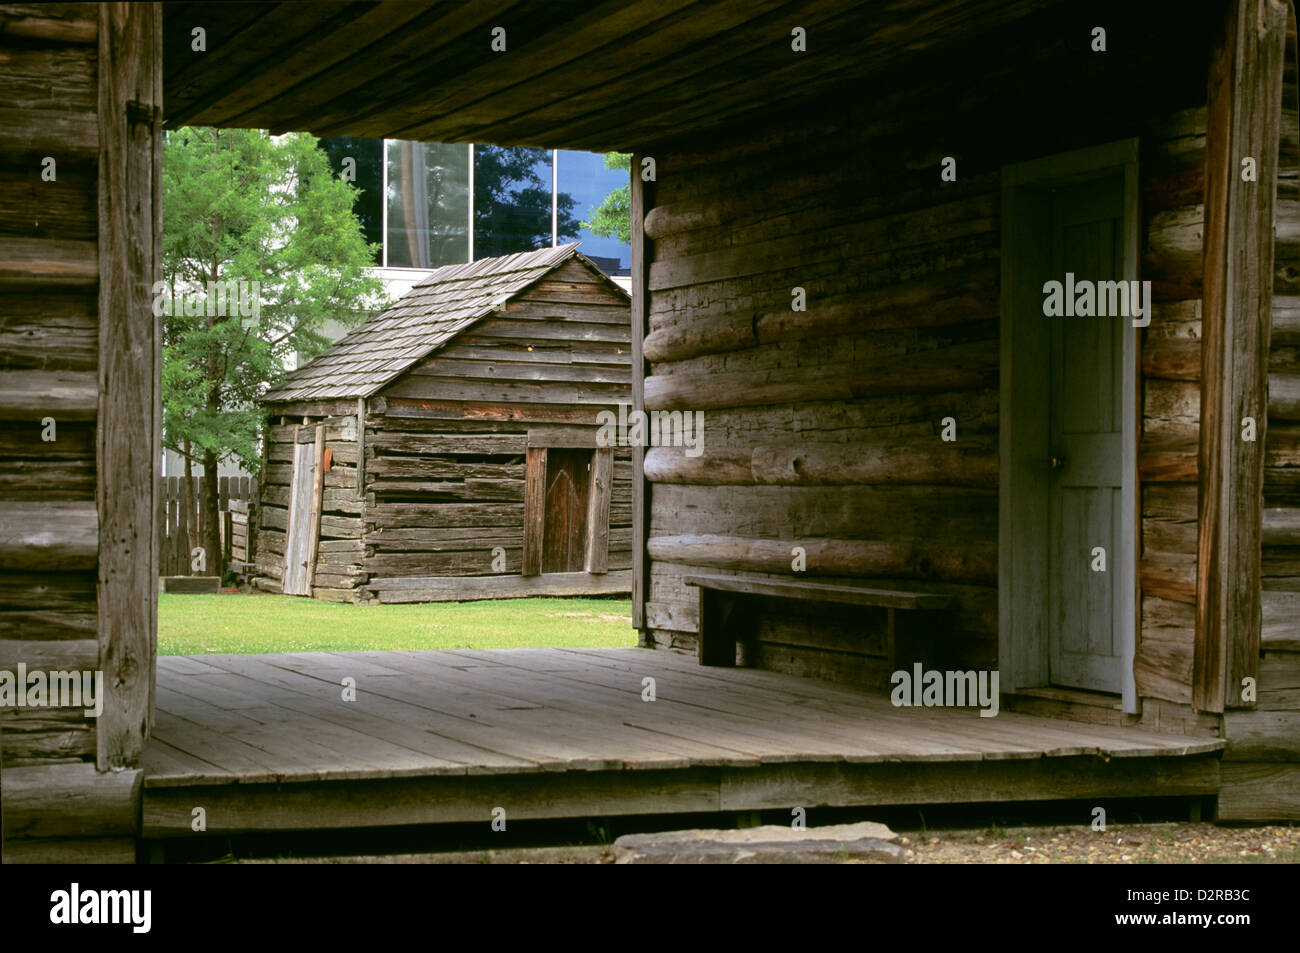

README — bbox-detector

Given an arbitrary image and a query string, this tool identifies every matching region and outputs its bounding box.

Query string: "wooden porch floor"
[141,648,1225,838]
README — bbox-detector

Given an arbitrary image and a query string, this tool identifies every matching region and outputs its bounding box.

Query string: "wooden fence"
[158,475,258,577]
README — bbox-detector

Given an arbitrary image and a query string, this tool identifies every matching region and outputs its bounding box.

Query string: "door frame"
[998,138,1140,713]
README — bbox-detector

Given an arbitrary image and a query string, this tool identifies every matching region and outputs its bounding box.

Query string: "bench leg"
[698,588,739,667]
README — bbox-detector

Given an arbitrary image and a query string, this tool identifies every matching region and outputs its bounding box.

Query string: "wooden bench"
[683,574,954,670]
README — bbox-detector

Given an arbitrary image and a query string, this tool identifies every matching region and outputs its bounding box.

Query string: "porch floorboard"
[140,648,1224,837]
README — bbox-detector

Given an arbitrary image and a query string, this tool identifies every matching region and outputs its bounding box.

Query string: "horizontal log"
[363,550,520,575]
[0,637,98,674]
[646,533,997,586]
[366,478,525,501]
[370,570,633,602]
[1262,507,1300,546]
[0,107,96,160]
[1270,372,1300,421]
[1262,590,1300,650]
[1139,550,1197,603]
[648,194,995,292]
[1223,711,1300,761]
[0,293,97,371]
[406,357,629,386]
[0,571,96,611]
[644,343,997,412]
[650,483,995,540]
[1142,333,1201,381]
[0,501,96,570]
[1217,763,1300,822]
[644,600,700,634]
[1,838,136,865]
[644,437,997,488]
[0,609,96,640]
[0,237,96,290]
[364,502,523,529]
[1,764,141,839]
[1138,429,1198,482]
[365,432,527,455]
[365,457,524,480]
[1,707,94,762]
[1274,296,1300,346]
[373,396,620,426]
[644,263,997,364]
[0,7,97,44]
[0,369,97,420]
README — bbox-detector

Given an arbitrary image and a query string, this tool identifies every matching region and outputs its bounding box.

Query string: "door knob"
[1049,455,1065,470]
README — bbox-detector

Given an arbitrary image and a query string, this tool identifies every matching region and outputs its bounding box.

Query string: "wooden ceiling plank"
[251,0,565,136]
[168,2,386,129]
[567,0,1046,150]
[484,0,1056,150]
[162,2,278,88]
[166,2,363,128]
[434,0,874,145]
[373,0,699,141]
[196,1,437,128]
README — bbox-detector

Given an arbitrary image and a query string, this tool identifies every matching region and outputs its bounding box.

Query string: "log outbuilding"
[255,243,634,604]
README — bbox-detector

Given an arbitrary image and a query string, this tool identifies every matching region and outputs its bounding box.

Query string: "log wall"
[639,7,1218,712]
[0,1,154,863]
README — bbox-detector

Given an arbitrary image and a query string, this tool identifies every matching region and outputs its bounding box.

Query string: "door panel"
[282,436,317,595]
[1047,175,1125,692]
[542,448,591,573]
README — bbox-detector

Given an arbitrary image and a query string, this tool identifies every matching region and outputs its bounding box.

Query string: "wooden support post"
[522,447,547,576]
[303,423,326,590]
[630,152,654,634]
[697,588,740,667]
[1197,0,1287,713]
[583,447,613,573]
[355,397,366,500]
[97,1,162,768]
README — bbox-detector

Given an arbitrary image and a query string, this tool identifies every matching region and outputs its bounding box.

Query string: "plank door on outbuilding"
[523,442,614,576]
[282,424,324,595]
[542,448,592,573]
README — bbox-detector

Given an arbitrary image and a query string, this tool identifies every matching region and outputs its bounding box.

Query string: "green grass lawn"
[158,592,637,656]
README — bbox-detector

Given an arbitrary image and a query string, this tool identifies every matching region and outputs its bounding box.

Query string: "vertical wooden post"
[355,397,366,501]
[1197,0,1287,712]
[584,447,614,573]
[630,152,655,636]
[522,447,547,576]
[303,424,326,592]
[96,2,162,769]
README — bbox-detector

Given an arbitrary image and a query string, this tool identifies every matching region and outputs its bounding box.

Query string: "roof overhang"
[163,0,1071,151]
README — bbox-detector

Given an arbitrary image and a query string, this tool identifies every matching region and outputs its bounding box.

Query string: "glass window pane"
[473,145,555,259]
[317,137,383,266]
[559,149,630,276]
[386,140,470,269]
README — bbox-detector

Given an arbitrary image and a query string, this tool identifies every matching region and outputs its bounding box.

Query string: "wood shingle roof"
[263,243,621,403]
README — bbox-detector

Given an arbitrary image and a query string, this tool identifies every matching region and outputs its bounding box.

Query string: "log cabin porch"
[139,647,1225,842]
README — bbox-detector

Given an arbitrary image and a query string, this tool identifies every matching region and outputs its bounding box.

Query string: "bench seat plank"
[683,574,953,611]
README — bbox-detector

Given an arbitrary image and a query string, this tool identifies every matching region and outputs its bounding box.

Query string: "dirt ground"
[246,822,1300,863]
[895,822,1300,864]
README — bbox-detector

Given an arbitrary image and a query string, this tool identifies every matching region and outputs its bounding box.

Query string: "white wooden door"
[1046,176,1126,692]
